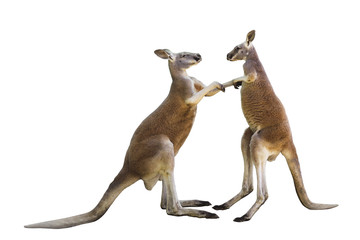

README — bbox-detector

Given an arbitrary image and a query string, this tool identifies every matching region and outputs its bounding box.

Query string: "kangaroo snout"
[194,53,202,62]
[227,53,233,61]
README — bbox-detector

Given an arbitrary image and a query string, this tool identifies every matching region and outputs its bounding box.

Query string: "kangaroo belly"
[241,83,287,131]
[241,97,273,130]
[165,106,197,154]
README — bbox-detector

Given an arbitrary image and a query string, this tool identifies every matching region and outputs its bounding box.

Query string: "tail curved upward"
[286,157,338,210]
[25,169,138,229]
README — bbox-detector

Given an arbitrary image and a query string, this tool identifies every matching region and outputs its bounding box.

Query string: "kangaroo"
[214,30,338,222]
[25,49,224,229]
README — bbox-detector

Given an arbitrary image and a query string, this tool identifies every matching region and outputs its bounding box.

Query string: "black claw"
[181,200,212,208]
[201,201,212,207]
[234,81,242,89]
[233,215,250,222]
[205,213,220,219]
[221,85,226,92]
[213,204,229,211]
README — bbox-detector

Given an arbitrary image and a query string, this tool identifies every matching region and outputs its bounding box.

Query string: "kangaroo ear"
[154,49,174,61]
[246,30,256,45]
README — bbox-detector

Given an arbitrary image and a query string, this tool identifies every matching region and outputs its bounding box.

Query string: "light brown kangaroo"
[25,49,224,229]
[213,30,338,222]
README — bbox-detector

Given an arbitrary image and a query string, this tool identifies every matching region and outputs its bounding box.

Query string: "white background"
[1,0,359,239]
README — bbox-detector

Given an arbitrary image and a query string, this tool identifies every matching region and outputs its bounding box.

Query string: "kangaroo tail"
[283,144,338,210]
[25,168,138,229]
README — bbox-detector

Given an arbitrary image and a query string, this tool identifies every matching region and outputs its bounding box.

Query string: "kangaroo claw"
[234,81,242,89]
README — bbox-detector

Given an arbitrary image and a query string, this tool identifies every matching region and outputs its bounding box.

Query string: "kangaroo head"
[227,30,255,61]
[155,49,202,70]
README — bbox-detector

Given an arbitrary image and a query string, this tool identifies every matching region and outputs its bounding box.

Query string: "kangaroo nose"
[195,54,202,61]
[227,53,232,60]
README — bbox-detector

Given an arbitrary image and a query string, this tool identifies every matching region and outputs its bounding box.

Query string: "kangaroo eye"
[181,54,186,58]
[235,46,241,51]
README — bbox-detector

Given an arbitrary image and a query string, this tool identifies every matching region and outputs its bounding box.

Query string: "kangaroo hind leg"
[213,127,254,211]
[136,135,215,217]
[162,171,218,219]
[160,182,211,209]
[234,134,269,222]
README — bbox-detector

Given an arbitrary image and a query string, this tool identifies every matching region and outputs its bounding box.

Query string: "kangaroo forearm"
[205,88,221,97]
[222,80,236,88]
[186,85,214,105]
[226,73,257,86]
[222,76,248,89]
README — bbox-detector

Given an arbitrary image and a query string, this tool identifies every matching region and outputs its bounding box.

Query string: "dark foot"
[233,214,250,222]
[213,203,230,211]
[204,212,219,219]
[168,210,219,219]
[180,200,211,208]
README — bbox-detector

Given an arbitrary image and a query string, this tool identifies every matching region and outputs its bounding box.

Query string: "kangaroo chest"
[132,101,197,156]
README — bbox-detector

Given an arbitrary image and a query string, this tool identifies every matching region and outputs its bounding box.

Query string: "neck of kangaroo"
[169,63,189,83]
[169,64,188,80]
[243,47,266,82]
[168,63,194,100]
[246,45,259,62]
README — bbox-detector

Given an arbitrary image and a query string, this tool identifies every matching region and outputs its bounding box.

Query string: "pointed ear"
[246,30,256,45]
[154,49,174,61]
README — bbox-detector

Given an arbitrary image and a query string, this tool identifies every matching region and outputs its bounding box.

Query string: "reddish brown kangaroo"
[25,49,224,229]
[214,30,338,222]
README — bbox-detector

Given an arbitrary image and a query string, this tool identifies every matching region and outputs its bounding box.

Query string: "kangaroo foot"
[233,214,251,222]
[180,200,211,208]
[167,208,219,219]
[213,203,230,211]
